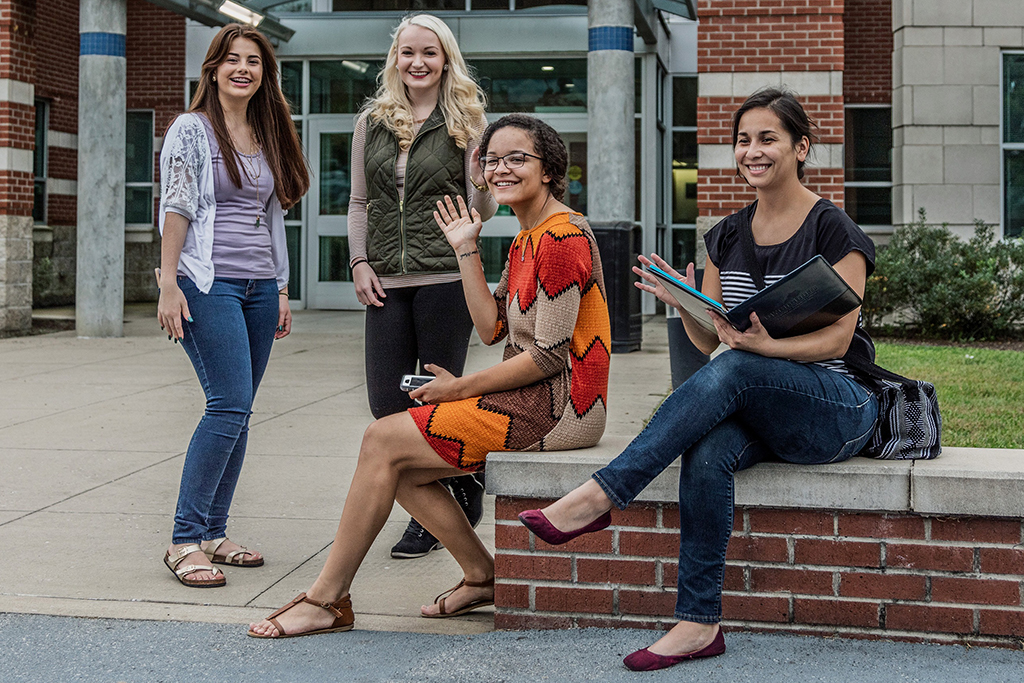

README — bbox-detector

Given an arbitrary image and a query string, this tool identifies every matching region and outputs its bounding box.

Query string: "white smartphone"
[400,374,434,392]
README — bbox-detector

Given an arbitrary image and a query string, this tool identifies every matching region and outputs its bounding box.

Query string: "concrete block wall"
[892,0,1023,235]
[695,0,846,266]
[490,446,1024,647]
[0,0,36,333]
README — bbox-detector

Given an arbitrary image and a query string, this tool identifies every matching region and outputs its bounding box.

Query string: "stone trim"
[0,78,35,106]
[488,443,1024,519]
[699,71,843,98]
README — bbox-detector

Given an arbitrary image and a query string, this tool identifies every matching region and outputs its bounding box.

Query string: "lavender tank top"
[199,115,276,280]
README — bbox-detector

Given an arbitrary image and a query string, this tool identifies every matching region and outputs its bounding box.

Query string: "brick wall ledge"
[488,438,1024,518]
[488,439,1024,645]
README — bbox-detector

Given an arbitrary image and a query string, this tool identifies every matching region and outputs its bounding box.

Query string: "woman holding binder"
[517,88,880,670]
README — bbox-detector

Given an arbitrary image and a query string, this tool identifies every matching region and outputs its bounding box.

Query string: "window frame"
[33,99,48,225]
[668,74,698,270]
[125,109,156,228]
[1001,50,1024,240]
[843,103,893,234]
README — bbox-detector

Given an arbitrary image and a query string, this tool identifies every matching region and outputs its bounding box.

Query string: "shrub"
[864,209,1024,341]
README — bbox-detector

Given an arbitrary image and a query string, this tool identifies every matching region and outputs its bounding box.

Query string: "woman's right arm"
[347,114,385,307]
[433,195,498,341]
[634,252,722,355]
[157,213,191,340]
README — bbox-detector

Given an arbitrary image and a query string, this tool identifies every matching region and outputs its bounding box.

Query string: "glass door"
[306,117,361,309]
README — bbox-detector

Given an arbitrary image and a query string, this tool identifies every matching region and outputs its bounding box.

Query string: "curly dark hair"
[479,113,568,201]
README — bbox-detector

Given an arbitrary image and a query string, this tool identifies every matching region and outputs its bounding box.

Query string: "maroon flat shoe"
[623,628,726,671]
[517,509,612,545]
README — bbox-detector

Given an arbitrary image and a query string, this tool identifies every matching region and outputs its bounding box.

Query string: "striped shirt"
[705,198,876,375]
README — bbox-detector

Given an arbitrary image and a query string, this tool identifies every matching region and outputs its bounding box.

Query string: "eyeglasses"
[479,152,544,171]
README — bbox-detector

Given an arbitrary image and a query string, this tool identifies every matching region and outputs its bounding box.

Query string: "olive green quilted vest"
[363,107,465,276]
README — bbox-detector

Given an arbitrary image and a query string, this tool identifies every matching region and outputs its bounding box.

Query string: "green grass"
[874,342,1024,449]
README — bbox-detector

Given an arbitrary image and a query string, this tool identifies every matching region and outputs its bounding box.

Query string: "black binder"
[645,255,862,338]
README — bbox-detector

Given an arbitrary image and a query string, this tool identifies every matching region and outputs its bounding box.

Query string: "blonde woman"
[347,14,497,558]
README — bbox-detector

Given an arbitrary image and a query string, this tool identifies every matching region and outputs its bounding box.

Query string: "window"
[670,76,698,268]
[309,60,383,114]
[33,100,47,224]
[1003,52,1024,239]
[844,106,892,229]
[126,111,155,225]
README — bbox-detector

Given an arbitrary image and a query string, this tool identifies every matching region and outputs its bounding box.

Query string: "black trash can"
[590,221,643,353]
[666,268,710,389]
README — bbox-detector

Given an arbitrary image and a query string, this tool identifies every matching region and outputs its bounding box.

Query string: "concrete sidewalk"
[0,305,672,634]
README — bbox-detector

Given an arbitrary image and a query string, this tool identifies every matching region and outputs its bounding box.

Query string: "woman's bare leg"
[391,474,494,615]
[248,413,466,637]
[537,479,614,532]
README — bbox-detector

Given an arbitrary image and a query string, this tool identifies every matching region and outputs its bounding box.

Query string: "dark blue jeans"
[593,350,878,623]
[172,277,279,544]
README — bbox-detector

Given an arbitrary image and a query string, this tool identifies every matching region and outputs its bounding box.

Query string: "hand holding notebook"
[644,255,862,339]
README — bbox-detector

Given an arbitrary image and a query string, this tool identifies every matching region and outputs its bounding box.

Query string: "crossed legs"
[248,411,493,637]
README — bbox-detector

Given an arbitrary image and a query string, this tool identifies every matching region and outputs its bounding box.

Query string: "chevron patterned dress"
[409,211,611,471]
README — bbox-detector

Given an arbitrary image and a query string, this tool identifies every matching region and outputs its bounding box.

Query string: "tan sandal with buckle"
[203,537,264,567]
[164,544,225,588]
[422,577,494,619]
[247,592,355,639]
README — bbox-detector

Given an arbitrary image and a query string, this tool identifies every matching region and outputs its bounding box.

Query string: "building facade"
[1,0,1022,333]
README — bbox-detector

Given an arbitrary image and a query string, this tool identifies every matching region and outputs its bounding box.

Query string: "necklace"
[239,132,263,229]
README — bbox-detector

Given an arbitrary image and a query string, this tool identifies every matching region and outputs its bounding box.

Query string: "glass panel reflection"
[672,228,696,269]
[310,60,383,114]
[474,59,587,113]
[845,186,892,226]
[672,131,698,224]
[126,111,153,183]
[319,236,352,282]
[286,225,302,298]
[281,61,303,115]
[673,76,697,128]
[1003,54,1024,144]
[845,108,892,182]
[480,236,514,281]
[320,133,352,216]
[1005,150,1024,238]
[125,186,153,225]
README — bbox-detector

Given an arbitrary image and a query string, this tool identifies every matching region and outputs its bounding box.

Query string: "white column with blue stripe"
[587,0,635,226]
[77,0,127,337]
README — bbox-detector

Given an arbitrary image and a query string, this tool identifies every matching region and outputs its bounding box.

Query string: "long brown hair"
[189,24,309,210]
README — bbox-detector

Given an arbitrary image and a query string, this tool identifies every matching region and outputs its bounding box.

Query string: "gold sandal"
[247,593,354,639]
[422,577,494,619]
[202,537,264,567]
[164,544,225,588]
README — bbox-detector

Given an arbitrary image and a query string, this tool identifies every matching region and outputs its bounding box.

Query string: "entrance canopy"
[143,0,295,42]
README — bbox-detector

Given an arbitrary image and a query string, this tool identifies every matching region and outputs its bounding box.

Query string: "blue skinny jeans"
[593,350,878,623]
[172,277,279,544]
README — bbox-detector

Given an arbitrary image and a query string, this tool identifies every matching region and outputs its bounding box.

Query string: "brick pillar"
[0,0,36,334]
[695,0,846,266]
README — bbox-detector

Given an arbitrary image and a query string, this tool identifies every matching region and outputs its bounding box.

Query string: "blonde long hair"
[365,14,486,151]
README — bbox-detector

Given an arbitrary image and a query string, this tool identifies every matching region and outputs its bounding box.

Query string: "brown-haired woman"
[157,23,309,588]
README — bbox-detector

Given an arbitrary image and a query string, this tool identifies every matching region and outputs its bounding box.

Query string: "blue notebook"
[645,255,862,338]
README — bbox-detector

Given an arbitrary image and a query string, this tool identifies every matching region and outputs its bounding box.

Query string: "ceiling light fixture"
[218,0,264,27]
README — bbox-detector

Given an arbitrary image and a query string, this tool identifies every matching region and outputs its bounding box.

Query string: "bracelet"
[470,177,488,192]
[458,249,480,261]
[350,257,368,268]
[279,291,289,297]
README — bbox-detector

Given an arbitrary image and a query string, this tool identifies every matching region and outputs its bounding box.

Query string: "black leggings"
[364,280,474,420]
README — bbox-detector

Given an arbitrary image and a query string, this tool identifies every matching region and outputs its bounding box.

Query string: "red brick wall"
[126,0,186,133]
[494,497,1024,646]
[697,0,847,215]
[0,0,36,217]
[843,0,891,104]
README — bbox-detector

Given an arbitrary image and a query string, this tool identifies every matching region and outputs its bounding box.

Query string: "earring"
[213,76,217,82]
[443,64,448,72]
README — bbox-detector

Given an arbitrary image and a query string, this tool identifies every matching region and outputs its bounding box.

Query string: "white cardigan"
[158,113,289,294]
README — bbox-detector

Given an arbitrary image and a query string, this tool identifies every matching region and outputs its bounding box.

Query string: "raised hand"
[434,195,483,255]
[632,253,696,310]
